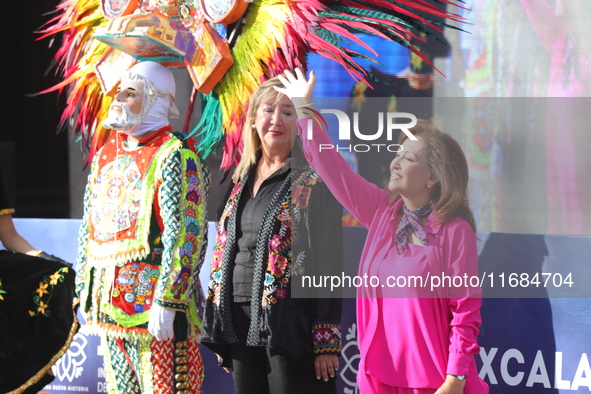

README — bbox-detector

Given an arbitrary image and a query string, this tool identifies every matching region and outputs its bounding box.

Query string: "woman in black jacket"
[201,76,344,394]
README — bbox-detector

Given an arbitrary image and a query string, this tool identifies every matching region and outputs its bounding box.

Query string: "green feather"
[318,10,412,33]
[315,26,382,64]
[192,92,224,159]
[329,4,415,29]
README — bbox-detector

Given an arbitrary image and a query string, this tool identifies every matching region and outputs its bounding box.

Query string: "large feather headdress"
[38,0,464,168]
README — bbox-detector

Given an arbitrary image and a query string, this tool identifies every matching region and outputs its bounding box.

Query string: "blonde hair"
[233,76,288,180]
[395,119,476,232]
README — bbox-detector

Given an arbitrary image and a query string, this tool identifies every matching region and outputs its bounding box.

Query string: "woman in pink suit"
[275,69,489,394]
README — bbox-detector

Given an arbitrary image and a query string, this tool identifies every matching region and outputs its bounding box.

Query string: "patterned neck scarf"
[394,203,432,254]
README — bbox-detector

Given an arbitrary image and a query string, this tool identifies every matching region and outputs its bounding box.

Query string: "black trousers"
[230,303,337,394]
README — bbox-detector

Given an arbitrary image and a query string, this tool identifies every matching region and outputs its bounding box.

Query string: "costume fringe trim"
[87,247,149,267]
[81,321,201,342]
[137,339,154,394]
[82,322,153,341]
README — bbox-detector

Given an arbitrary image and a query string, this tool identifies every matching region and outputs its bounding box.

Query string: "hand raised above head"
[274,68,316,109]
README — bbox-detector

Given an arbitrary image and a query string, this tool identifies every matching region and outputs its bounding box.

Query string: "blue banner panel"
[8,220,591,393]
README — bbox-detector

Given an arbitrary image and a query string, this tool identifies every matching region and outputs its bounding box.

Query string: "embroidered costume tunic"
[76,126,209,339]
[299,118,488,392]
[201,152,343,370]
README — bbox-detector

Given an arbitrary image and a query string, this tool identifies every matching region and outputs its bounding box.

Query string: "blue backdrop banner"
[10,219,591,394]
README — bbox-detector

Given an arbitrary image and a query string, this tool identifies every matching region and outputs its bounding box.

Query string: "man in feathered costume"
[76,61,209,393]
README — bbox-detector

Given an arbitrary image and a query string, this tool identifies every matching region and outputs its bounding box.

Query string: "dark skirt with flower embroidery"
[0,250,78,394]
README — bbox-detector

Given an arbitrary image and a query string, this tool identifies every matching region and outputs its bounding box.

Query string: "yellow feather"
[216,0,290,140]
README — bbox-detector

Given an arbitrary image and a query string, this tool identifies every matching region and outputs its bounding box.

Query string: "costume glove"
[148,303,176,341]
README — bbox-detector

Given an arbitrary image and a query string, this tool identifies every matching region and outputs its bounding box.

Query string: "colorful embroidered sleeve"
[154,146,208,311]
[312,321,342,355]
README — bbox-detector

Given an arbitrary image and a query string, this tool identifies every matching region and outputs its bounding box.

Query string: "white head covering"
[103,61,179,136]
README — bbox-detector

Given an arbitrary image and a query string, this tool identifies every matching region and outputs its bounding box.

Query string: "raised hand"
[274,68,316,109]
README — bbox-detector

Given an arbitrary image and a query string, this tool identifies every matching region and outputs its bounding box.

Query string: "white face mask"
[102,67,178,135]
[102,102,144,132]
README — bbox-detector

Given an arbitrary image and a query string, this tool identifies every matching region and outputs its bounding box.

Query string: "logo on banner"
[53,333,88,381]
[480,347,591,390]
[341,323,360,394]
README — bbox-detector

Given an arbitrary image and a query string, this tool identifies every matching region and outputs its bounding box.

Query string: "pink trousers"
[357,372,435,394]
